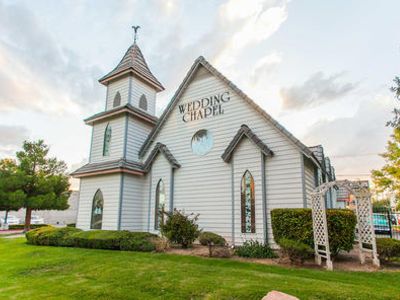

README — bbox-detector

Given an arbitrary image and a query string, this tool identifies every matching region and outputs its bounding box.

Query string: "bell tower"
[73,28,164,231]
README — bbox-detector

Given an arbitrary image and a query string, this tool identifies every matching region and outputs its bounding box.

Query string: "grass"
[1,238,400,300]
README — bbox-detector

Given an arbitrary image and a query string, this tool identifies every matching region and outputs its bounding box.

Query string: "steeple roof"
[99,43,164,91]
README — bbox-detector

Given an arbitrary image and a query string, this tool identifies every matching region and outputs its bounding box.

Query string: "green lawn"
[1,238,399,300]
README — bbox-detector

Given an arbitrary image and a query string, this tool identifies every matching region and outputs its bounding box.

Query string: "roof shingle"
[99,43,164,92]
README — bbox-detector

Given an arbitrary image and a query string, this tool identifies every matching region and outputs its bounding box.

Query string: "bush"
[66,223,76,227]
[376,238,400,262]
[26,226,159,252]
[235,240,277,259]
[279,238,314,265]
[271,208,357,256]
[198,232,226,246]
[9,224,48,230]
[198,231,226,257]
[160,209,200,248]
[26,226,82,246]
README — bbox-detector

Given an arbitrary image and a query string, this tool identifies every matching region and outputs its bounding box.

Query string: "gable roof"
[139,56,316,163]
[143,142,181,172]
[99,43,164,92]
[221,124,273,163]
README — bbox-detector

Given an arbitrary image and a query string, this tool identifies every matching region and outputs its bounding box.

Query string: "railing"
[373,211,400,240]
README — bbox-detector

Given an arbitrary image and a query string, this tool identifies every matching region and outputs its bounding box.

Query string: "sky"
[0,0,399,186]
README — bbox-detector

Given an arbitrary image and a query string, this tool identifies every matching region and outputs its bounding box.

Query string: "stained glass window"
[241,170,255,233]
[113,92,121,107]
[139,94,148,111]
[155,179,166,230]
[91,189,103,229]
[191,130,213,156]
[103,124,112,156]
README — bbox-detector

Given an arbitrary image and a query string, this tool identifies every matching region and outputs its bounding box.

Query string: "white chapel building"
[72,39,338,245]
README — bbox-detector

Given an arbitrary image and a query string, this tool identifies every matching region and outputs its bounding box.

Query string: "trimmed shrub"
[26,226,159,252]
[26,226,82,246]
[198,232,226,246]
[376,238,400,262]
[279,238,314,265]
[160,209,200,248]
[198,231,226,257]
[235,240,277,259]
[10,224,48,230]
[119,232,159,252]
[271,208,357,256]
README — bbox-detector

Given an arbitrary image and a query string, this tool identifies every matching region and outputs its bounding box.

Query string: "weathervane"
[132,25,140,43]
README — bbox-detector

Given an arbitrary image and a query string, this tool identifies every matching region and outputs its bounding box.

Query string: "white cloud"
[215,0,288,68]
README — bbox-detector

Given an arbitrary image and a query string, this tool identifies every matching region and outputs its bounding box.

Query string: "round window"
[191,130,213,156]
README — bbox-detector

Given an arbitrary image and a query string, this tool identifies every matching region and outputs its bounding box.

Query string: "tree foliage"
[1,140,71,230]
[372,129,400,208]
[372,199,391,212]
[387,76,400,127]
[0,159,26,223]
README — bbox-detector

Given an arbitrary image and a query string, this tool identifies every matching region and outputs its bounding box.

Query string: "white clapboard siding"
[143,66,304,245]
[106,77,130,110]
[304,157,317,207]
[106,76,157,114]
[232,138,264,245]
[120,174,147,231]
[90,116,125,163]
[130,76,157,115]
[76,174,121,230]
[126,117,154,161]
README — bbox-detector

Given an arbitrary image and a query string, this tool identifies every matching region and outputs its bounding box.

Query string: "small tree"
[16,140,71,231]
[0,159,25,227]
[372,128,400,210]
[198,231,226,257]
[160,209,200,248]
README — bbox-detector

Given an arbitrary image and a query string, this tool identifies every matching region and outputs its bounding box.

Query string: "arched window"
[91,189,104,229]
[103,123,112,156]
[113,92,121,107]
[154,179,166,230]
[139,94,148,111]
[241,170,255,233]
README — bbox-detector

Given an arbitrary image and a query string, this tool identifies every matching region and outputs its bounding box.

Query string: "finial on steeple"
[132,25,140,44]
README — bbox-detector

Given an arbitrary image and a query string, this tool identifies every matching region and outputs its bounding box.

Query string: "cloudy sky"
[0,0,399,184]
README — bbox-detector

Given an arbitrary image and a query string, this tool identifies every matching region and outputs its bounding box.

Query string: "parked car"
[373,214,391,235]
[0,215,21,226]
[30,215,45,225]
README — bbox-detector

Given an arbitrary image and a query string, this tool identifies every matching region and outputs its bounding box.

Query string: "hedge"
[376,238,400,262]
[26,226,159,252]
[9,224,48,230]
[279,238,314,264]
[271,208,357,256]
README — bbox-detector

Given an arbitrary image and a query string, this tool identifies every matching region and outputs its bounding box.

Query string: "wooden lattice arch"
[311,180,379,270]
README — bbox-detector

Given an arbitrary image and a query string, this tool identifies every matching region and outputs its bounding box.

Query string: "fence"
[373,211,400,240]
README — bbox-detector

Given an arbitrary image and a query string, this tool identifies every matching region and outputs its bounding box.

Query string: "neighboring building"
[1,191,79,225]
[72,39,336,245]
[337,180,370,209]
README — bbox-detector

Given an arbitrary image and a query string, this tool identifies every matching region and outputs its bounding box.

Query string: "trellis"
[311,180,379,270]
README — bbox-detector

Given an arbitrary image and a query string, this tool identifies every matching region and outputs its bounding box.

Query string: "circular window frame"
[191,129,213,156]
